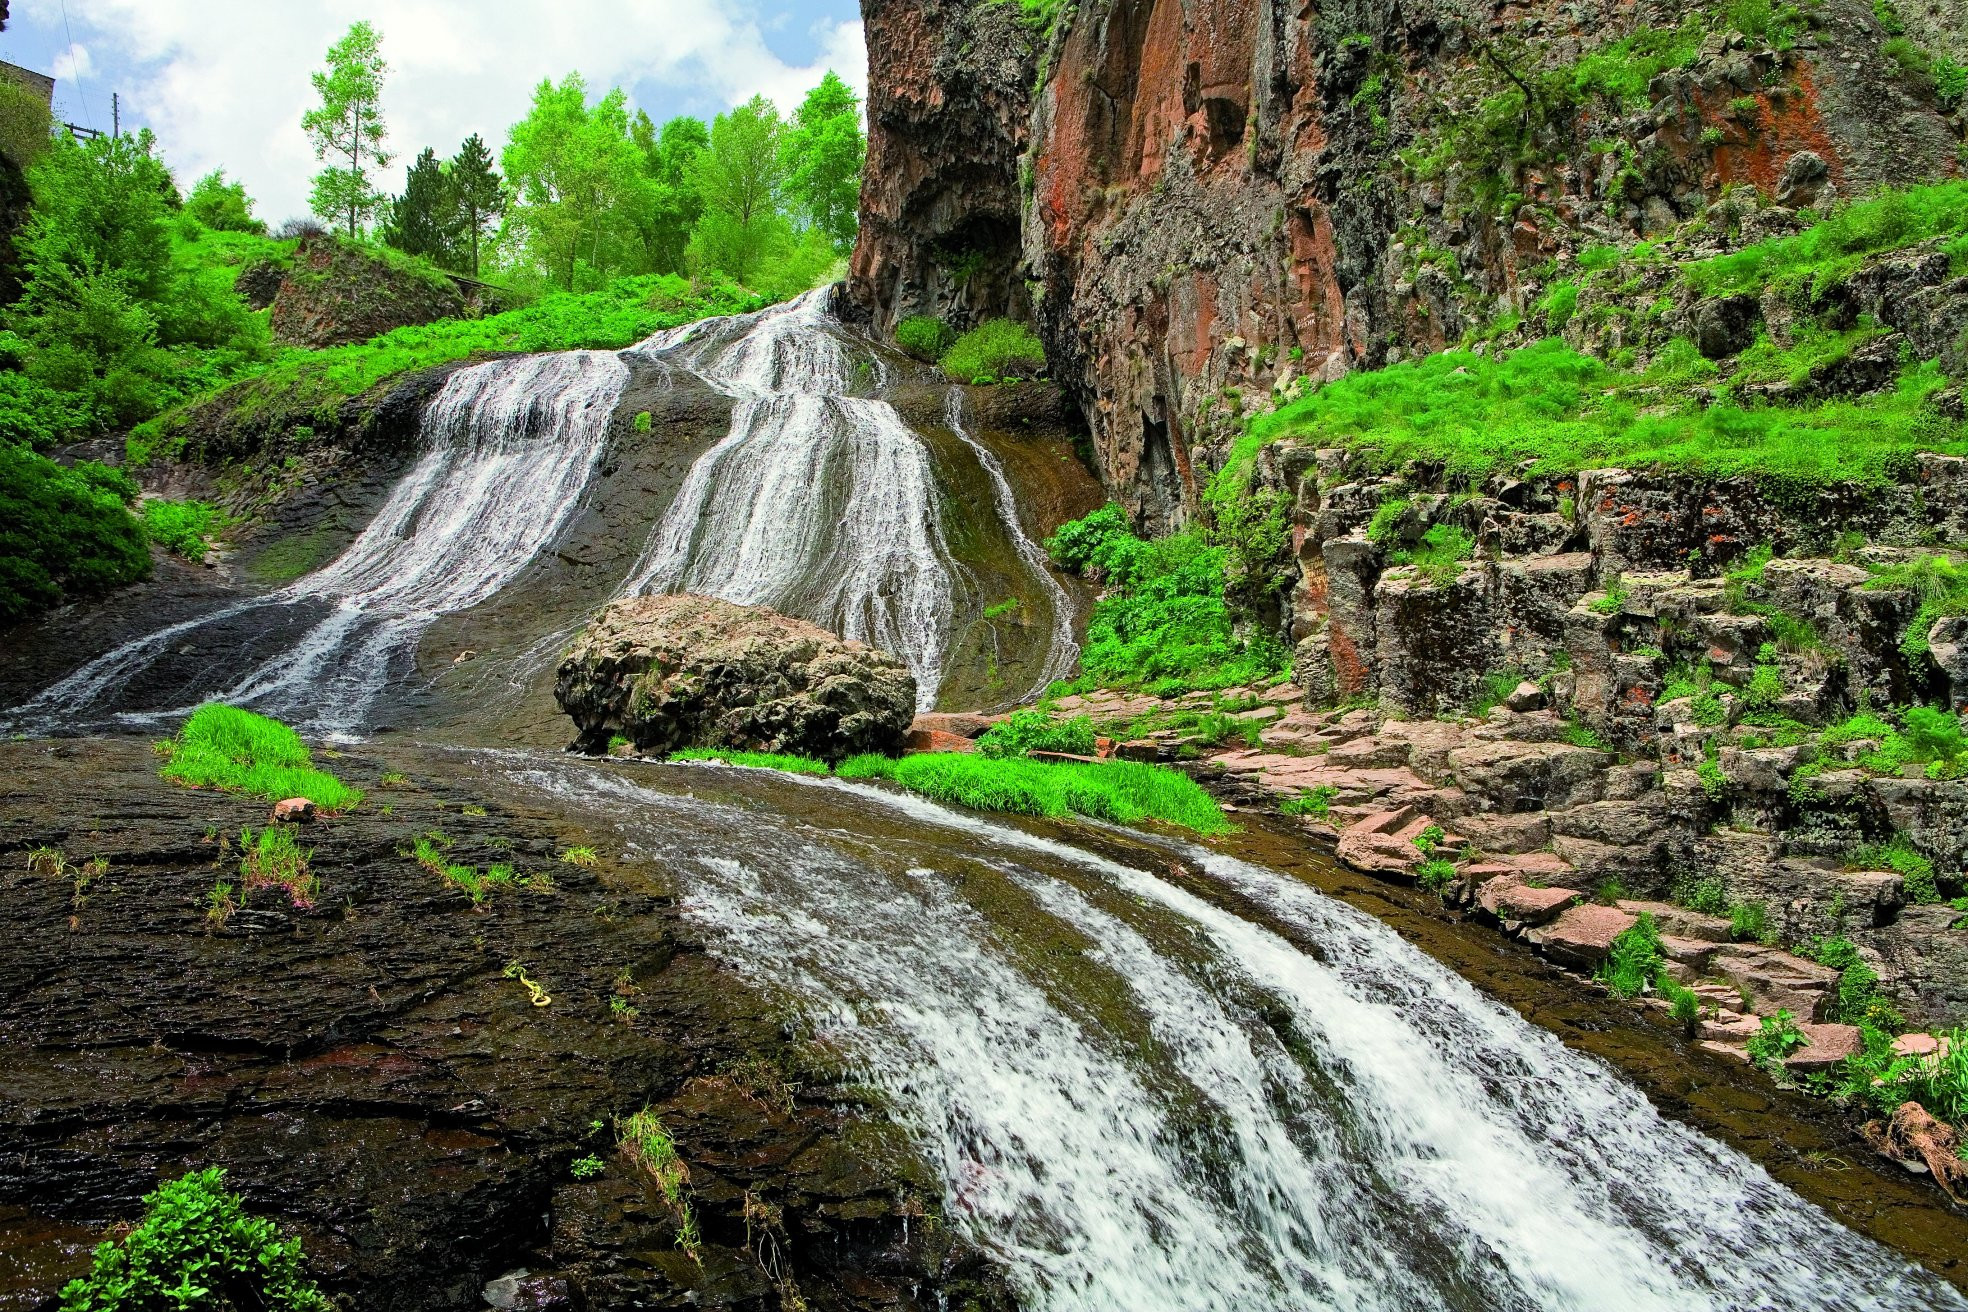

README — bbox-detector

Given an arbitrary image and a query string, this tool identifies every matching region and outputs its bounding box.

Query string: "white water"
[15,350,626,734]
[499,754,1967,1312]
[944,389,1081,698]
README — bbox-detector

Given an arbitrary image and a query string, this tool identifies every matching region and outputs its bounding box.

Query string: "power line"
[57,0,94,132]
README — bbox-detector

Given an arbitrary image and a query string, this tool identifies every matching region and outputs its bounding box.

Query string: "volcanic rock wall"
[850,0,1965,526]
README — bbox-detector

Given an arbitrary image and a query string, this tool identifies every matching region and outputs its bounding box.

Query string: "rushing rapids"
[492,752,1968,1312]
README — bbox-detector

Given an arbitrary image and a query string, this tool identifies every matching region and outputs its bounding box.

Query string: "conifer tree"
[380,147,458,265]
[448,132,503,278]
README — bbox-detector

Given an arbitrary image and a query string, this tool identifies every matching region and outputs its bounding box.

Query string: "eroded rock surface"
[556,595,917,760]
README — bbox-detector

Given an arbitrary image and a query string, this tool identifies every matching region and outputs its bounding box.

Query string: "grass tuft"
[157,704,362,811]
[837,751,1230,834]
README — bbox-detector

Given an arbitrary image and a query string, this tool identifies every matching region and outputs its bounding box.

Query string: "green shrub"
[894,314,953,360]
[1661,973,1702,1031]
[1806,934,1904,1030]
[1416,857,1458,891]
[1746,1010,1809,1071]
[141,497,233,560]
[157,704,363,812]
[1729,898,1775,943]
[939,319,1046,383]
[0,444,150,621]
[1279,784,1338,818]
[59,1166,329,1312]
[1598,912,1666,999]
[1390,523,1475,586]
[667,748,831,775]
[836,751,1229,834]
[1847,835,1942,903]
[976,710,1098,759]
[1674,874,1729,915]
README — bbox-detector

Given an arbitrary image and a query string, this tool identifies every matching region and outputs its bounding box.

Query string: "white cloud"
[17,1,867,223]
[50,42,91,82]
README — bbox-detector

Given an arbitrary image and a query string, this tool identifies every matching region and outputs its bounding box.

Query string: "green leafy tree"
[60,1166,331,1312]
[381,146,460,265]
[448,132,503,278]
[301,21,392,236]
[185,168,265,234]
[689,95,788,282]
[781,71,864,250]
[624,111,706,275]
[502,74,643,290]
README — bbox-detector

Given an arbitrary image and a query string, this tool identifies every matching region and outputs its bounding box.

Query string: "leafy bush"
[1746,1010,1808,1071]
[1806,934,1904,1030]
[1598,912,1666,999]
[141,497,234,560]
[837,752,1229,834]
[1416,858,1458,891]
[1674,874,1729,915]
[0,444,150,622]
[1847,835,1942,903]
[157,704,363,812]
[59,1166,329,1312]
[976,709,1098,759]
[894,314,953,360]
[1279,784,1338,818]
[939,318,1046,383]
[1730,898,1775,943]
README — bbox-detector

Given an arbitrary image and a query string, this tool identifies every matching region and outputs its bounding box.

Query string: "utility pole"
[111,92,118,137]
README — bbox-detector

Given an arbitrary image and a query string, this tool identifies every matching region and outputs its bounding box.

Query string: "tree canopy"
[302,21,392,236]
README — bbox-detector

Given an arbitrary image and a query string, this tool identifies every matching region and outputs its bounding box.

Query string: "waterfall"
[620,290,961,708]
[13,350,626,735]
[943,388,1081,698]
[497,753,1968,1312]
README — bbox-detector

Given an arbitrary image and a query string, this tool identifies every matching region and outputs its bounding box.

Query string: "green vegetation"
[1840,1024,1968,1122]
[1685,180,1968,300]
[1746,1009,1809,1071]
[1043,504,1288,694]
[1250,336,1963,486]
[1279,784,1338,819]
[1847,835,1942,903]
[837,751,1229,834]
[0,445,150,622]
[559,845,600,867]
[895,314,954,361]
[1390,523,1475,586]
[668,747,831,775]
[570,1153,605,1180]
[1821,705,1968,782]
[976,709,1098,759]
[1863,549,1968,660]
[238,825,318,910]
[157,705,363,812]
[406,829,524,906]
[940,318,1047,384]
[1597,912,1667,999]
[59,1167,329,1312]
[141,497,234,560]
[618,1108,699,1257]
[1805,934,1903,1030]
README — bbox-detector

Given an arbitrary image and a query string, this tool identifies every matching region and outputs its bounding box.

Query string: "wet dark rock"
[556,595,917,760]
[1690,294,1760,359]
[0,738,994,1311]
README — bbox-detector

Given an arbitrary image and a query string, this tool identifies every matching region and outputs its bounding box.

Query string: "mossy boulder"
[556,594,917,759]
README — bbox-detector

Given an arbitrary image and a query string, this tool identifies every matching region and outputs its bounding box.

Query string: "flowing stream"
[491,752,1967,1312]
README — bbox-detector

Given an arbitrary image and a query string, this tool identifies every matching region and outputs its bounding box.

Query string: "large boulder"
[555,594,917,760]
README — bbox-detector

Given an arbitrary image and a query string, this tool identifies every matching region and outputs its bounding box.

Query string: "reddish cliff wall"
[850,0,1964,526]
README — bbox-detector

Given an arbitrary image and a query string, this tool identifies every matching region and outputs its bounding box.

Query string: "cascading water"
[492,752,1968,1312]
[12,350,626,735]
[620,289,1072,709]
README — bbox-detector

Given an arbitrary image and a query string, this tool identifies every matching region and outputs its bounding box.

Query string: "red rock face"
[850,0,1961,524]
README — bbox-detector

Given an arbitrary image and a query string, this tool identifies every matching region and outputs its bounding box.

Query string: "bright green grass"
[1249,337,1964,485]
[668,748,831,775]
[132,274,769,462]
[1684,180,1968,300]
[158,704,363,811]
[837,752,1230,834]
[141,497,234,559]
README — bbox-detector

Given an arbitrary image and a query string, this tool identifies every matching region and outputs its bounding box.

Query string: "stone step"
[1785,1023,1864,1073]
[1708,944,1840,1023]
[1613,899,1733,943]
[1528,903,1638,969]
[1477,879,1580,926]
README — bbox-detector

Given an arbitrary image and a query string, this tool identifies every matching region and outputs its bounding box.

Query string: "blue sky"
[2,1,865,221]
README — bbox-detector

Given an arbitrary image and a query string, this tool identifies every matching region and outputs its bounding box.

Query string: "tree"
[502,74,642,290]
[185,168,265,234]
[690,95,787,282]
[448,132,503,278]
[381,147,459,265]
[301,21,392,237]
[624,111,705,276]
[781,72,864,251]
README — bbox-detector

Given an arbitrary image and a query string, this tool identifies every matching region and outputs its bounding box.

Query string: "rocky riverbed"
[0,736,1007,1312]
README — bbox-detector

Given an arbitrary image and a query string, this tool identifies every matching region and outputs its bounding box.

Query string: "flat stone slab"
[1709,944,1839,1023]
[1480,880,1579,926]
[1529,904,1638,969]
[1615,899,1733,943]
[1786,1023,1864,1073]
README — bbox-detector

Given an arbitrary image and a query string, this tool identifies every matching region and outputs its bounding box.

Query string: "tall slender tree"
[503,74,641,290]
[301,21,392,237]
[690,95,787,282]
[448,132,503,278]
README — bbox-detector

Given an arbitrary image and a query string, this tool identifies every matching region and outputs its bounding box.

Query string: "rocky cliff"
[850,0,1965,525]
